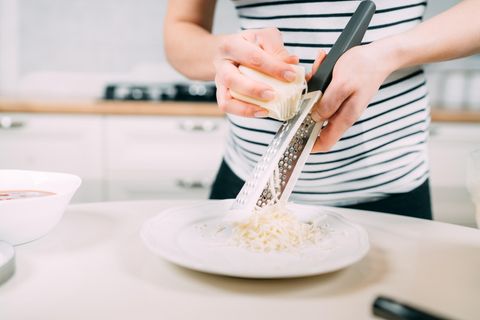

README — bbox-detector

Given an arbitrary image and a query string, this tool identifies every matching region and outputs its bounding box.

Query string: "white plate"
[141,200,369,278]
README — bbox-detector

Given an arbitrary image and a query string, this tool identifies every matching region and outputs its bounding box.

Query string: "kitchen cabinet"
[0,112,227,202]
[428,123,480,227]
[104,116,226,200]
[0,113,104,202]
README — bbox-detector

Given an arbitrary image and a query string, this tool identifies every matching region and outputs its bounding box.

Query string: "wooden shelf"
[1,99,479,122]
[0,100,223,117]
[431,109,480,123]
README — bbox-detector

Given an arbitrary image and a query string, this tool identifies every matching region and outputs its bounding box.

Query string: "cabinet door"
[428,123,480,226]
[105,116,227,200]
[0,113,104,202]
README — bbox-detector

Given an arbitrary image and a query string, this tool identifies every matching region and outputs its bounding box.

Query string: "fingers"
[307,50,357,152]
[218,33,298,82]
[307,45,392,152]
[216,83,269,118]
[306,50,327,81]
[216,61,276,101]
[214,28,301,118]
[283,54,300,65]
[312,94,367,153]
[308,47,367,151]
[242,28,299,64]
[311,75,354,122]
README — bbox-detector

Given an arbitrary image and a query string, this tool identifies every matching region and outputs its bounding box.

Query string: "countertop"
[1,200,479,320]
[0,100,223,117]
[1,99,480,122]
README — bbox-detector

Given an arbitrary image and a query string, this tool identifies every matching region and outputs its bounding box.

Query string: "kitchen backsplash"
[0,0,478,110]
[0,0,239,98]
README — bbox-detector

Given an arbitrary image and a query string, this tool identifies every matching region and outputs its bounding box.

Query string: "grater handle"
[307,0,376,93]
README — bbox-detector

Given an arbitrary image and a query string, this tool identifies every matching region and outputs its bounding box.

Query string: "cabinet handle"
[178,120,218,132]
[175,178,210,189]
[0,116,26,129]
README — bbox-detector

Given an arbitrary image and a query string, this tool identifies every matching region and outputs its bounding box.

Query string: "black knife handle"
[373,296,452,320]
[307,0,376,93]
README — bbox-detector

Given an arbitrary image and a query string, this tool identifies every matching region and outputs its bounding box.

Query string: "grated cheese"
[229,167,326,253]
[231,202,325,252]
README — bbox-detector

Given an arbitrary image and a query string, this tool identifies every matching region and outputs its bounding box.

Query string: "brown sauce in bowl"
[0,190,56,201]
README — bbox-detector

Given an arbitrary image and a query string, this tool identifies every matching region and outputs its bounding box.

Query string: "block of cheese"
[230,65,306,121]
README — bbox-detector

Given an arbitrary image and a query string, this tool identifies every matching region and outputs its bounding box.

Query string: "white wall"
[0,0,239,96]
[15,0,238,76]
[0,0,476,99]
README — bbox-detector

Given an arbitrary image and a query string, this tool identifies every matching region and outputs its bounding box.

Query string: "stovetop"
[103,82,217,102]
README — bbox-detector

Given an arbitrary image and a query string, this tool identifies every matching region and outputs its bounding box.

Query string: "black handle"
[373,296,453,320]
[307,0,376,92]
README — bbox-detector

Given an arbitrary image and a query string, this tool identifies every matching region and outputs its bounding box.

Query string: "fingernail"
[254,110,269,118]
[311,111,322,122]
[288,55,299,63]
[283,70,296,81]
[261,90,275,100]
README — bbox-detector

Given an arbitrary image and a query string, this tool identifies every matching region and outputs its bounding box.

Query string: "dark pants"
[209,160,433,220]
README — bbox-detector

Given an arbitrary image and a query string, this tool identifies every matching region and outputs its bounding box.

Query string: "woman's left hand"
[309,43,396,152]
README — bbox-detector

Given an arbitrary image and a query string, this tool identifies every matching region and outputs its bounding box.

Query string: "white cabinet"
[0,113,228,202]
[428,123,480,226]
[104,116,227,200]
[0,113,104,202]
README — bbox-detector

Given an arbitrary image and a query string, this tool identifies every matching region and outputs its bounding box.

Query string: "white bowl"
[0,170,81,245]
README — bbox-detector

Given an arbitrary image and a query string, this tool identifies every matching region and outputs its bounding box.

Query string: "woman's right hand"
[214,28,299,117]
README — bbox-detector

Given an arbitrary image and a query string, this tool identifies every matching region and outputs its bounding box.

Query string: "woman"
[164,0,480,219]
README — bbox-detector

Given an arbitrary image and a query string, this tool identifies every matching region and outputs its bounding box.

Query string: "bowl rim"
[0,169,82,204]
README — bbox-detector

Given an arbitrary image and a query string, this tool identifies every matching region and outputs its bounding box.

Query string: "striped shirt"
[225,0,430,206]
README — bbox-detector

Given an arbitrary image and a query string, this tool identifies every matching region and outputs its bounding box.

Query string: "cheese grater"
[231,0,376,213]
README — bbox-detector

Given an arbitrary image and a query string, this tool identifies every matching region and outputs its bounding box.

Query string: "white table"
[1,201,479,320]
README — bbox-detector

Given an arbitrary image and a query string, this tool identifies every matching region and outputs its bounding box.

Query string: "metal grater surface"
[231,91,323,213]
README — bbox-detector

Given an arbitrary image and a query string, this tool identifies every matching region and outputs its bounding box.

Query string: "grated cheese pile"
[229,168,326,253]
[231,202,325,252]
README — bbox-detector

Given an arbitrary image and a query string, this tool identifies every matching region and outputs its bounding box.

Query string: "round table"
[0,201,479,320]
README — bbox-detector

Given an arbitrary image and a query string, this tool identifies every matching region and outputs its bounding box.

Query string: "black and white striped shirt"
[225,0,430,206]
